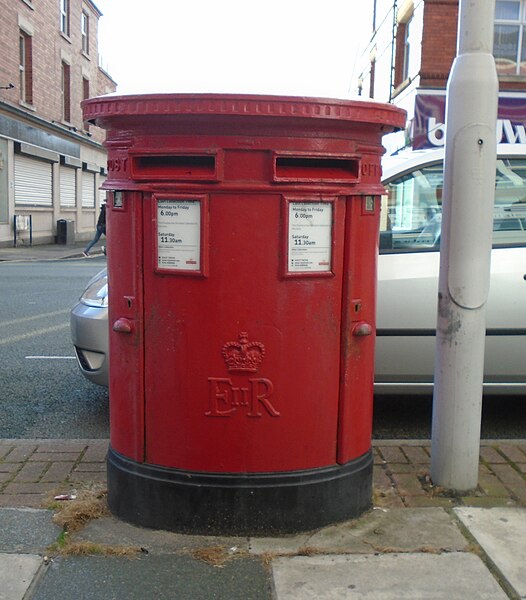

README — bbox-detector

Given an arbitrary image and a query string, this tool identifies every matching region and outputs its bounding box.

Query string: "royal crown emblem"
[222,332,265,373]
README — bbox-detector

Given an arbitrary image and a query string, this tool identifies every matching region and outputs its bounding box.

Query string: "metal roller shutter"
[14,154,52,206]
[60,166,76,207]
[99,178,106,204]
[82,171,95,208]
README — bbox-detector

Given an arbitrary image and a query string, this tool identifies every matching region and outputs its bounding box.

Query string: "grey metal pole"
[430,0,498,491]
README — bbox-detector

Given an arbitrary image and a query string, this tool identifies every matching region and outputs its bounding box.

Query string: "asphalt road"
[0,257,109,439]
[1,257,525,440]
[373,394,526,439]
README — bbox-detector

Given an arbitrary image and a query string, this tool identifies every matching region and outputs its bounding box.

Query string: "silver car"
[70,144,526,394]
[377,144,526,395]
[70,268,108,387]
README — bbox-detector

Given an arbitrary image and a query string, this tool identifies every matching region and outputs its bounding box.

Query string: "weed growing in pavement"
[191,545,246,567]
[45,484,141,557]
[51,484,110,532]
[48,540,141,557]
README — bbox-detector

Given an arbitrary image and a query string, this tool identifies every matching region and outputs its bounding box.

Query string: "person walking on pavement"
[83,201,106,256]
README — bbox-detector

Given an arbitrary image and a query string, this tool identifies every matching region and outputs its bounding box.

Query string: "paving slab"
[271,552,509,599]
[0,508,61,552]
[0,553,43,600]
[455,506,526,598]
[30,554,272,600]
[72,515,250,553]
[250,508,468,555]
[249,531,313,556]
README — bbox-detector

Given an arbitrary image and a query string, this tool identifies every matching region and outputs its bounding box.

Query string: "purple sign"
[413,93,526,149]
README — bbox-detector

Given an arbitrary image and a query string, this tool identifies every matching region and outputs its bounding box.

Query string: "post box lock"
[113,317,134,334]
[352,321,373,337]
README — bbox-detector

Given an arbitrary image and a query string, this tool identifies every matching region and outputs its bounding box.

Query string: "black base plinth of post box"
[107,447,373,536]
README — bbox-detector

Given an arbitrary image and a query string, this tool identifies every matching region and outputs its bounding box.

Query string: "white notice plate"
[157,199,201,271]
[288,202,332,273]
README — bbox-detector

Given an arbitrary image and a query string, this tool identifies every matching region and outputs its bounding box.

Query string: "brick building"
[0,0,116,247]
[357,0,526,153]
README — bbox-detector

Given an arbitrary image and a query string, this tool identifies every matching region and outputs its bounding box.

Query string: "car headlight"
[80,275,108,307]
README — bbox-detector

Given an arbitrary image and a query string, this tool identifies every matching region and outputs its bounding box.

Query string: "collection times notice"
[157,200,200,271]
[288,202,332,273]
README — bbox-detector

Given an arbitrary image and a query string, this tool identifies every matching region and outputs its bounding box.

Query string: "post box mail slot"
[83,93,406,535]
[274,153,360,182]
[130,153,218,181]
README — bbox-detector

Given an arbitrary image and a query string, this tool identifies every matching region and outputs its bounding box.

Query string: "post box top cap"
[82,93,406,131]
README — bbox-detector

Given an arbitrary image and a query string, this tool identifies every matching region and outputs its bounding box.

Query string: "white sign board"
[157,199,201,271]
[288,202,332,273]
[15,215,31,231]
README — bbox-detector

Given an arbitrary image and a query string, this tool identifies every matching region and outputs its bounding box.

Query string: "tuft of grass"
[55,530,68,550]
[52,485,109,533]
[297,546,322,557]
[192,546,232,567]
[258,552,276,569]
[48,539,141,557]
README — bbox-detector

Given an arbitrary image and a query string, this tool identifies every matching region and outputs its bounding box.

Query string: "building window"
[62,62,71,122]
[494,0,526,75]
[60,0,70,36]
[81,10,89,54]
[82,76,90,100]
[19,31,33,105]
[83,77,90,130]
[394,22,407,88]
[394,9,415,91]
[402,17,413,81]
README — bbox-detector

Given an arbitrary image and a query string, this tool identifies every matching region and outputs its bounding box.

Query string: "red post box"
[83,94,405,534]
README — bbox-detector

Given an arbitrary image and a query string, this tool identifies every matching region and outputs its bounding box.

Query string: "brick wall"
[420,0,526,92]
[420,0,458,88]
[0,0,116,144]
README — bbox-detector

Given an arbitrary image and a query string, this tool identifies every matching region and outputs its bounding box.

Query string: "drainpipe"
[389,0,398,102]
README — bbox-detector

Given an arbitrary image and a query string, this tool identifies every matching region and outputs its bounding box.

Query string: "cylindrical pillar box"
[82,94,405,535]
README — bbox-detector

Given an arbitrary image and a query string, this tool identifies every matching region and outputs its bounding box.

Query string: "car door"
[484,155,526,390]
[375,154,526,394]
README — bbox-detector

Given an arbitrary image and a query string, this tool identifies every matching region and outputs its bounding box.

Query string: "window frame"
[494,0,526,76]
[82,76,90,131]
[61,61,71,122]
[60,0,70,37]
[380,156,526,254]
[81,9,89,54]
[19,30,33,105]
[402,17,412,82]
[393,1,415,91]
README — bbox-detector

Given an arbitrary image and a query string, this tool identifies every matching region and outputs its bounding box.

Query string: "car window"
[380,158,526,252]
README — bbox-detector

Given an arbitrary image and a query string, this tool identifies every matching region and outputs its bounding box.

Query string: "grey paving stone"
[0,553,43,600]
[72,515,250,553]
[250,507,469,555]
[0,508,61,552]
[307,507,468,553]
[30,554,272,600]
[455,506,526,598]
[271,552,509,599]
[249,531,312,555]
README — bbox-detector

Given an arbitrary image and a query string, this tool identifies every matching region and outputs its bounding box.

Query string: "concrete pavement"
[1,439,526,599]
[0,240,104,262]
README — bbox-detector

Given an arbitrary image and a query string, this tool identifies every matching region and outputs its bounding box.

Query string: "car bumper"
[70,302,109,387]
